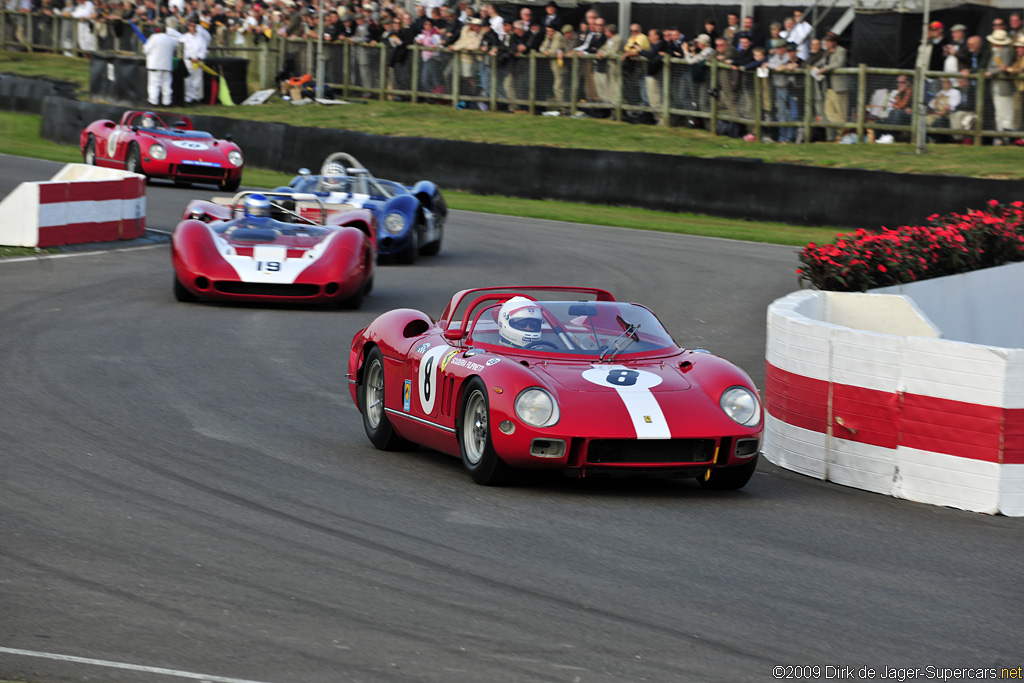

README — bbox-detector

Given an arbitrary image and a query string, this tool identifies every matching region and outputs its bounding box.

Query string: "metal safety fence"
[4,7,1023,146]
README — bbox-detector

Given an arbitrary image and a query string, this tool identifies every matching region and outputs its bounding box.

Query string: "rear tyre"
[84,136,96,165]
[396,229,419,265]
[358,347,415,451]
[173,275,199,302]
[458,378,513,485]
[698,454,758,491]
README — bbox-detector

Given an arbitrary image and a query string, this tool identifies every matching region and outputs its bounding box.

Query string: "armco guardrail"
[764,278,1024,516]
[0,163,146,247]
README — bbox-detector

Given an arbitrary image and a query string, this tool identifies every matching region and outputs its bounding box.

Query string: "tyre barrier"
[0,163,146,247]
[764,272,1024,516]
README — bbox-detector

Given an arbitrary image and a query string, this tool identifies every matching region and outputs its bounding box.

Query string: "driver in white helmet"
[318,161,348,194]
[497,297,544,348]
[141,112,157,128]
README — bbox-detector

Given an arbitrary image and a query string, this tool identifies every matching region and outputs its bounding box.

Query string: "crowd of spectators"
[7,0,1024,142]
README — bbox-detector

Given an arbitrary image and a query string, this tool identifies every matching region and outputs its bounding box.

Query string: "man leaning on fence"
[816,31,849,141]
[539,23,569,112]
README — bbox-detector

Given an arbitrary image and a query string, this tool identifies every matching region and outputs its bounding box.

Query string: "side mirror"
[298,168,311,176]
[225,133,233,141]
[444,328,464,341]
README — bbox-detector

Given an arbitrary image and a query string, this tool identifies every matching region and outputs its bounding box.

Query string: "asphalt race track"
[1,155,1021,683]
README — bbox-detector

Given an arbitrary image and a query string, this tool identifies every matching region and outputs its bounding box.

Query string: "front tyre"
[396,228,418,265]
[458,378,513,485]
[173,275,199,302]
[84,136,97,165]
[125,143,142,175]
[698,454,758,490]
[219,176,241,192]
[358,347,415,451]
[420,224,442,256]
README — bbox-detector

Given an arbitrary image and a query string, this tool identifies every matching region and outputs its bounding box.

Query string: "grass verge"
[0,109,844,248]
[4,51,1024,179]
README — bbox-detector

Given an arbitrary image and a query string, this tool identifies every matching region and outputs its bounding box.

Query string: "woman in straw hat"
[985,28,1015,142]
[1006,33,1024,130]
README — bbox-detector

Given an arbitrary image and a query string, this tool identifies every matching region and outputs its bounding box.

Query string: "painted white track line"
[0,646,280,683]
[0,242,165,264]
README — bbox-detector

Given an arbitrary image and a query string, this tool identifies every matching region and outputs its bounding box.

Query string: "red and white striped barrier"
[765,288,1024,516]
[0,164,146,248]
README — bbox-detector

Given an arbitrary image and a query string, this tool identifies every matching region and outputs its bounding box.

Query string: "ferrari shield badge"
[403,380,411,411]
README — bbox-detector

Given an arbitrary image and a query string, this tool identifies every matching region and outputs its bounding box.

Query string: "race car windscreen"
[471,301,678,357]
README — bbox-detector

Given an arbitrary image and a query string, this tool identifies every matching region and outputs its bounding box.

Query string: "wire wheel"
[364,355,385,431]
[458,378,512,485]
[357,347,414,451]
[461,389,488,466]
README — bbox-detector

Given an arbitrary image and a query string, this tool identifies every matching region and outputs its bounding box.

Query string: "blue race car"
[275,153,446,264]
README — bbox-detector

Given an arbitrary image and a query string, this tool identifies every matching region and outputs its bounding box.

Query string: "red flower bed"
[797,201,1024,291]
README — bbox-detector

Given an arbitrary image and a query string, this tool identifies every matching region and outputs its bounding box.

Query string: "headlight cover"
[383,212,405,235]
[149,143,167,161]
[228,150,243,167]
[515,388,559,428]
[720,386,760,427]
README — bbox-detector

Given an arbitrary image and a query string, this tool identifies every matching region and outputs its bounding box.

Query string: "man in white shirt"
[787,9,812,61]
[70,0,97,52]
[481,4,503,39]
[179,17,208,104]
[143,21,179,106]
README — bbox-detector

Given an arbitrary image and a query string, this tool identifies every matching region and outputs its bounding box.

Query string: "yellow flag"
[218,75,235,106]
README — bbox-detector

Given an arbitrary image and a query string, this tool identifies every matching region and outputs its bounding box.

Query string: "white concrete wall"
[873,261,1024,348]
[765,273,1024,516]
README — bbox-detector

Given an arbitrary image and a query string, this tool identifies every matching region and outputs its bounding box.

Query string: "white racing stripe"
[0,646,280,683]
[581,365,670,439]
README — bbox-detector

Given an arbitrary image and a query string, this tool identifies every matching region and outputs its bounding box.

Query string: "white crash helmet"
[319,161,347,192]
[141,112,157,128]
[243,193,271,218]
[497,297,544,348]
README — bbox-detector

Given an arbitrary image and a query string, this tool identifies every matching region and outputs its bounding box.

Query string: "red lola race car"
[172,191,376,308]
[80,111,243,191]
[348,286,763,486]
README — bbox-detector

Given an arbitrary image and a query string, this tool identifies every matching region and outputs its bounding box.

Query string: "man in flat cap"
[816,31,848,140]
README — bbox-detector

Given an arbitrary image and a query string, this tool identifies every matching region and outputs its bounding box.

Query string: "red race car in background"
[172,191,376,308]
[348,286,763,487]
[80,110,243,191]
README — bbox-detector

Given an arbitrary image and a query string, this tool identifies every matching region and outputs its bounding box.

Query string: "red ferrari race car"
[80,110,243,191]
[348,286,763,486]
[172,191,376,308]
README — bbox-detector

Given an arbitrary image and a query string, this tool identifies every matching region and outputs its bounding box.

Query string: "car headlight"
[149,143,166,160]
[720,386,760,427]
[515,388,559,428]
[383,212,405,235]
[228,150,243,166]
